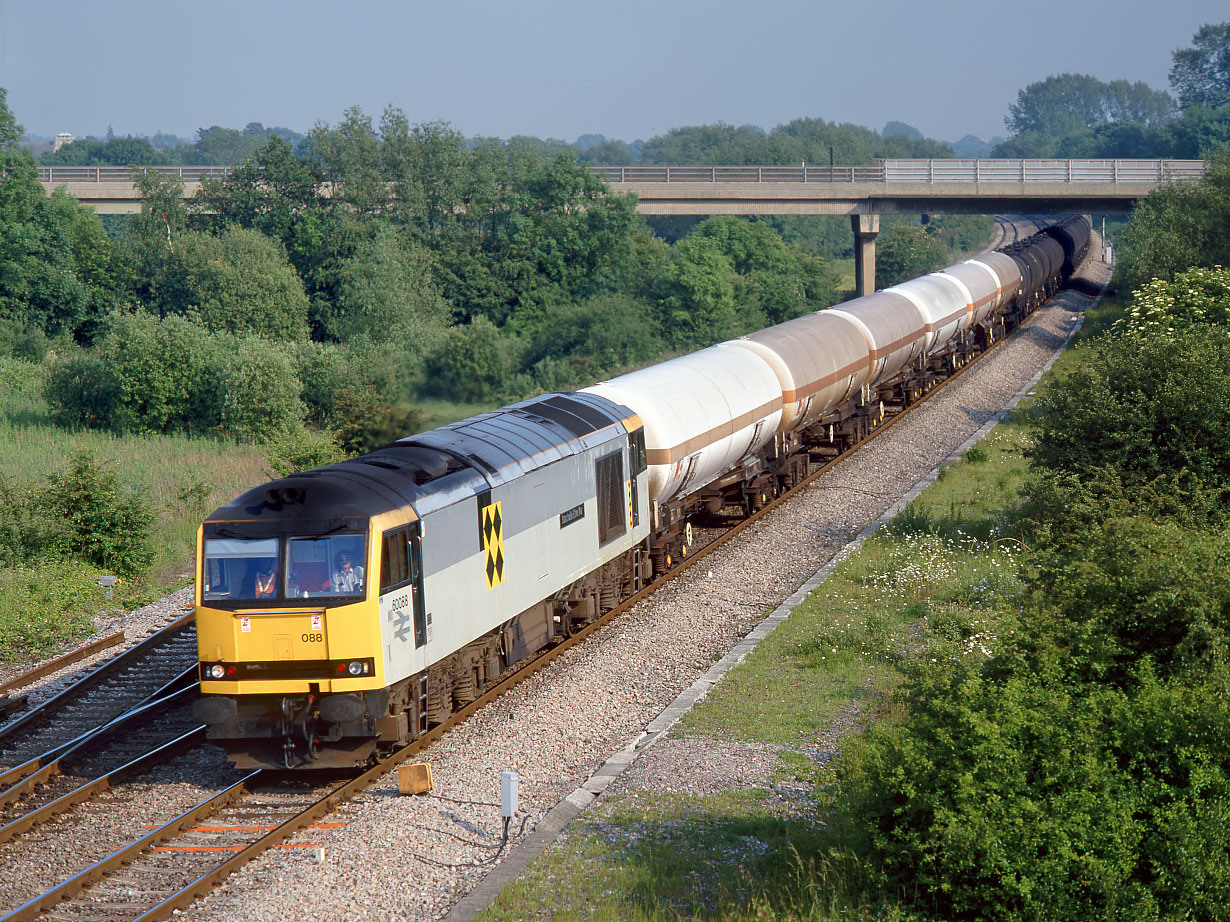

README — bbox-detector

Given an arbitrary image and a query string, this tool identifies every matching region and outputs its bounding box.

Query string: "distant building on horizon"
[53,132,74,152]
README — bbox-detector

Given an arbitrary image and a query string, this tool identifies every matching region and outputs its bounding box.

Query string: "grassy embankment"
[0,356,268,659]
[478,293,1124,921]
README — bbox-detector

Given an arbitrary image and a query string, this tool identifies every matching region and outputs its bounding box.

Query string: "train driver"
[332,553,364,595]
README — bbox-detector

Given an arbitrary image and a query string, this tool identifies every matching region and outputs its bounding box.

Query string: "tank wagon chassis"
[193,218,1091,769]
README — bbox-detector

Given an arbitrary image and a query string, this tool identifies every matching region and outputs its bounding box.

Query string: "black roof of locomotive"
[206,392,634,525]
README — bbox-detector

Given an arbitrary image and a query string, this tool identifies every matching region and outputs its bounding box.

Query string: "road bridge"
[41,158,1204,295]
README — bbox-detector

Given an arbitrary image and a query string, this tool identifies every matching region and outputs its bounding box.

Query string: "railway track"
[0,613,198,774]
[2,218,1066,921]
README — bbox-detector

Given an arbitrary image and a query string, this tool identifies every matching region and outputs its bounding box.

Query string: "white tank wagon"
[887,274,973,356]
[725,311,872,434]
[827,291,928,389]
[582,344,784,506]
[939,260,1008,331]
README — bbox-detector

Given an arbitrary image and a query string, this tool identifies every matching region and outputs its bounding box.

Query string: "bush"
[0,473,58,567]
[1027,329,1230,493]
[0,318,49,362]
[263,426,347,477]
[44,349,118,429]
[1030,517,1230,682]
[840,650,1230,922]
[36,449,153,576]
[424,316,517,403]
[157,227,309,340]
[220,337,304,442]
[44,312,223,435]
[1114,264,1230,338]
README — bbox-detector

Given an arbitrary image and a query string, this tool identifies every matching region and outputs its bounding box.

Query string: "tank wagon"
[193,216,1091,768]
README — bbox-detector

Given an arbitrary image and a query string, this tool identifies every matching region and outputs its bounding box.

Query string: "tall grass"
[0,355,271,658]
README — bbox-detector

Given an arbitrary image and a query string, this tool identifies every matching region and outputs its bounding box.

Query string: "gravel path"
[175,253,1110,922]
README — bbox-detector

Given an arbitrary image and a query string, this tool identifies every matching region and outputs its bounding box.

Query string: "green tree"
[220,337,304,441]
[40,135,162,167]
[424,316,517,403]
[305,107,385,216]
[1170,22,1230,109]
[129,167,188,255]
[1006,73,1176,136]
[660,235,740,347]
[0,104,114,338]
[0,87,20,147]
[157,227,309,339]
[1116,149,1230,292]
[331,227,450,344]
[876,223,949,289]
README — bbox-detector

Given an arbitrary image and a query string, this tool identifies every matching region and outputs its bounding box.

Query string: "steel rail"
[0,678,200,832]
[0,631,125,696]
[1,773,260,922]
[0,726,206,845]
[0,611,194,750]
[0,663,200,795]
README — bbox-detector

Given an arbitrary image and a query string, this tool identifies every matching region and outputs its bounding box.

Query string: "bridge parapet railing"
[39,160,1207,186]
[39,165,232,183]
[591,165,886,183]
[877,158,1207,183]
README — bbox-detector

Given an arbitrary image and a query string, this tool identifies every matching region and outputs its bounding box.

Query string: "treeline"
[992,22,1230,158]
[834,152,1230,920]
[38,122,304,168]
[6,91,884,457]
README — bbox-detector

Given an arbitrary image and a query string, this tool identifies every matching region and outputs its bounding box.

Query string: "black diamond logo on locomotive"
[481,501,505,589]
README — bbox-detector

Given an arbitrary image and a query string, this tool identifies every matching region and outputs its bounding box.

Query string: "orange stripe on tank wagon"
[143,822,346,831]
[780,356,871,404]
[645,396,781,465]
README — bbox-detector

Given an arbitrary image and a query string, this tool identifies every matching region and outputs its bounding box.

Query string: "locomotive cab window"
[288,535,366,598]
[202,527,367,605]
[203,538,279,601]
[380,525,421,593]
[381,524,426,648]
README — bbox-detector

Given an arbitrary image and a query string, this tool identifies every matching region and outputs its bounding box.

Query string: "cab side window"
[381,526,413,593]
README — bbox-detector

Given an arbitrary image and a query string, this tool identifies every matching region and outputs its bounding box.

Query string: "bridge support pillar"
[852,214,880,297]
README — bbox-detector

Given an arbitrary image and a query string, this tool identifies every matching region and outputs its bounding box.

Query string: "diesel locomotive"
[192,216,1091,768]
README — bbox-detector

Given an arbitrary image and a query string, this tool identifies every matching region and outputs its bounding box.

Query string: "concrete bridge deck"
[40,158,1205,216]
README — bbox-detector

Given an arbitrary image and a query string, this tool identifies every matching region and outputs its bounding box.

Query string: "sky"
[1,0,1225,146]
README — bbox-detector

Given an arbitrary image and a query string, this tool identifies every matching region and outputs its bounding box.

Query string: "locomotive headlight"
[208,664,226,679]
[347,660,363,676]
